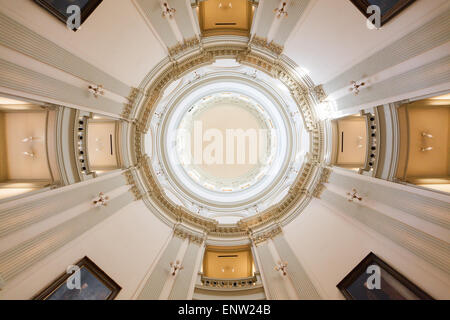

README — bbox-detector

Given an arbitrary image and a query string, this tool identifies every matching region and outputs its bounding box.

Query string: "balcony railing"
[74,111,95,180]
[200,275,258,289]
[360,111,379,175]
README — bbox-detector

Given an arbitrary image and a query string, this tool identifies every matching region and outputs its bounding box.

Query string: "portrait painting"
[34,0,103,29]
[33,256,121,300]
[350,0,416,26]
[337,252,433,300]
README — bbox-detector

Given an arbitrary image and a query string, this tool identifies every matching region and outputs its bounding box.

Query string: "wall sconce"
[88,85,104,98]
[347,188,363,202]
[274,2,288,18]
[23,151,35,158]
[22,136,36,142]
[274,261,288,276]
[169,260,184,276]
[218,2,232,9]
[162,2,176,18]
[93,192,109,207]
[421,132,433,139]
[420,131,433,152]
[349,80,365,95]
[357,136,364,148]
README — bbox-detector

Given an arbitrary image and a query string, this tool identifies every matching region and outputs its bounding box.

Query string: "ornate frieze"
[168,37,201,57]
[313,84,327,103]
[173,225,205,244]
[249,36,284,56]
[251,225,283,245]
[122,87,141,120]
[308,167,331,199]
[123,169,143,201]
[127,39,326,238]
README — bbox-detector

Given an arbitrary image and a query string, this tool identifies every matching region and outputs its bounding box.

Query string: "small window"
[350,0,416,26]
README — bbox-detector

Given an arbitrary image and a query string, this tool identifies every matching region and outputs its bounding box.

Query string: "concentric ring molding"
[155,74,300,215]
[126,39,330,239]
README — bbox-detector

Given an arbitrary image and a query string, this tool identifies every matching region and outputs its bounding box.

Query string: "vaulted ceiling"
[1,0,446,90]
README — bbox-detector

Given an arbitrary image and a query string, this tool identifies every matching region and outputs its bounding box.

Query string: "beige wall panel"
[336,117,367,166]
[87,122,118,169]
[4,112,51,180]
[406,106,449,178]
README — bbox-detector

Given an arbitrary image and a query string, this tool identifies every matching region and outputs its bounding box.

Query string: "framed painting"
[34,0,103,30]
[33,256,121,300]
[350,0,416,26]
[337,252,433,300]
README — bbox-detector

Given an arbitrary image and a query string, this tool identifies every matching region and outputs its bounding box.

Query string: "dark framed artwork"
[33,256,121,300]
[34,0,103,30]
[350,0,416,26]
[337,252,433,300]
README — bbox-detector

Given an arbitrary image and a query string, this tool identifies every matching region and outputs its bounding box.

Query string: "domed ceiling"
[129,41,328,234]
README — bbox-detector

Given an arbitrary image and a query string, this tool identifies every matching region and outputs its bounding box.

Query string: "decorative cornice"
[121,87,141,120]
[123,168,143,201]
[313,85,327,103]
[249,36,284,56]
[173,225,205,244]
[311,167,332,199]
[251,225,283,246]
[128,39,326,238]
[168,37,201,57]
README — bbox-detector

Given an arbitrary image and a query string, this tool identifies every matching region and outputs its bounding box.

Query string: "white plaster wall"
[283,199,450,300]
[0,0,166,87]
[284,0,449,84]
[0,200,172,300]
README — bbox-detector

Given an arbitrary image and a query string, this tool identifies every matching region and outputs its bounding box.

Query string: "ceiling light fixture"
[347,188,362,202]
[349,80,365,95]
[170,260,184,276]
[274,2,288,18]
[275,261,288,276]
[162,2,176,19]
[93,192,109,207]
[88,84,104,98]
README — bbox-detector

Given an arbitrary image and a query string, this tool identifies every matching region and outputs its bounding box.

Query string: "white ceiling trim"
[327,42,450,102]
[283,0,317,45]
[132,0,169,54]
[185,0,201,37]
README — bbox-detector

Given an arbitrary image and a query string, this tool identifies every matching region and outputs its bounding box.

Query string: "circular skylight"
[147,61,309,219]
[176,92,277,193]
